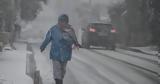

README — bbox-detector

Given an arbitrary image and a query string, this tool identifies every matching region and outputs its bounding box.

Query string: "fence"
[26,42,43,84]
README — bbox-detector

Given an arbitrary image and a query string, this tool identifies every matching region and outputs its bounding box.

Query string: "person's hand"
[77,44,82,48]
[73,44,81,50]
[75,45,80,50]
[40,47,45,52]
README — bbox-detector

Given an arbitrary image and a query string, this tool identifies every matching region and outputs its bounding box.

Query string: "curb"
[26,42,43,84]
[119,46,156,56]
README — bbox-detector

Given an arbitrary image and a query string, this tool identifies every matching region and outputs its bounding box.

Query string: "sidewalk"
[0,43,33,84]
[130,46,158,55]
[120,46,158,56]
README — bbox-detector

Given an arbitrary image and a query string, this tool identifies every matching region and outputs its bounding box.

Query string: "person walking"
[40,14,80,84]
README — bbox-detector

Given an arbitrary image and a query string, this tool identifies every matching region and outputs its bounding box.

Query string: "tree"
[150,0,160,46]
[0,0,16,32]
[108,2,127,45]
[0,0,47,49]
[108,0,152,46]
[20,0,45,21]
[124,0,152,46]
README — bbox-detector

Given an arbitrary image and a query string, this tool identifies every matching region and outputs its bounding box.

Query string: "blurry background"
[0,0,159,46]
[0,0,160,84]
[0,0,160,48]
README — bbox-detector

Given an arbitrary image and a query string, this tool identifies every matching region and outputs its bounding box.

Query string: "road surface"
[32,44,159,84]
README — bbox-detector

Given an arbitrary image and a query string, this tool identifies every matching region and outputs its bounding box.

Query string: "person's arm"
[71,28,81,48]
[40,29,52,52]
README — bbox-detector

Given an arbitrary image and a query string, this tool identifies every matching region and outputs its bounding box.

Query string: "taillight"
[111,28,116,33]
[89,28,96,32]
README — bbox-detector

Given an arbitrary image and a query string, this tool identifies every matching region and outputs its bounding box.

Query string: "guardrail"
[156,53,160,72]
[156,53,160,66]
[26,42,43,84]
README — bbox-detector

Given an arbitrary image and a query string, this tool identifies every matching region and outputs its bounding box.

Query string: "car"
[81,23,116,50]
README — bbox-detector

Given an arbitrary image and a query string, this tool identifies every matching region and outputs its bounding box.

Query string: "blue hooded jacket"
[40,24,78,63]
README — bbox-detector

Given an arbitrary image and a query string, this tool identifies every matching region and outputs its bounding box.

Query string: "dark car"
[81,23,116,50]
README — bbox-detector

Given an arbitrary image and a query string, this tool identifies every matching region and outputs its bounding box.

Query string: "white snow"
[0,43,33,84]
[94,49,160,74]
[131,46,158,55]
[76,49,159,84]
[16,0,159,84]
[31,44,159,84]
[33,47,54,84]
[116,48,156,62]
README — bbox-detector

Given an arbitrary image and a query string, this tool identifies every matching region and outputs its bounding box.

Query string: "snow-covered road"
[26,0,159,83]
[32,44,159,84]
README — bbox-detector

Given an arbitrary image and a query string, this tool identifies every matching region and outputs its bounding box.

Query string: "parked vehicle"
[81,23,117,50]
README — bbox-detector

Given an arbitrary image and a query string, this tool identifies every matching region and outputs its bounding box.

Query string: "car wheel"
[105,45,116,50]
[105,46,109,50]
[82,40,90,49]
[0,46,2,52]
[110,45,116,50]
[82,34,90,49]
[84,42,90,49]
